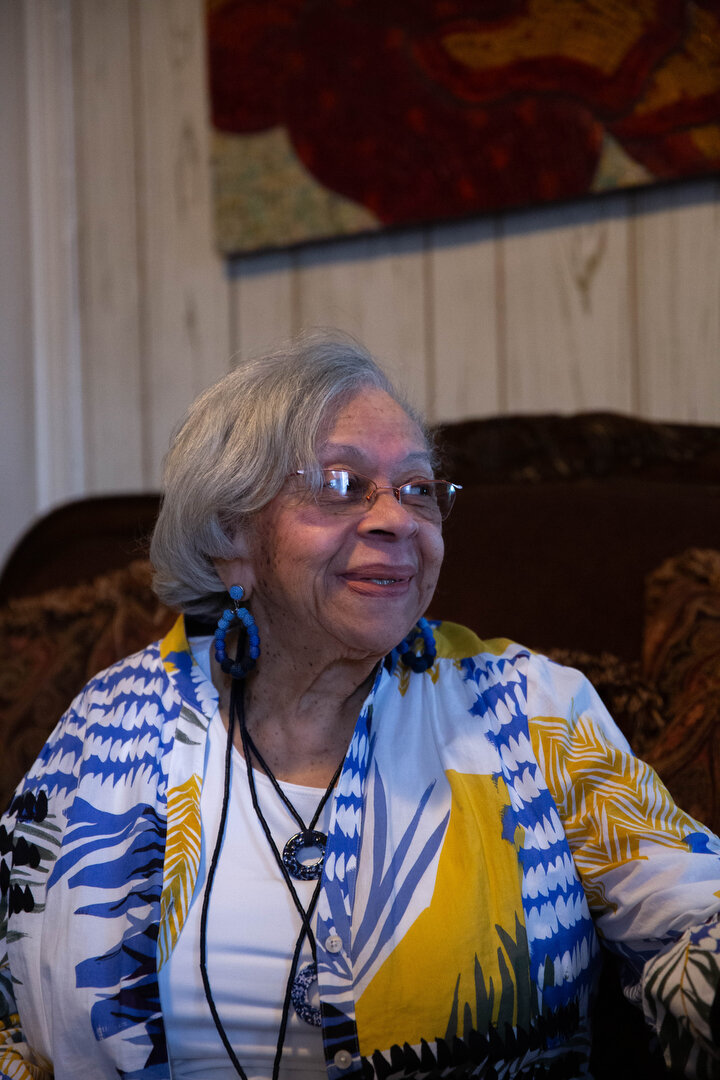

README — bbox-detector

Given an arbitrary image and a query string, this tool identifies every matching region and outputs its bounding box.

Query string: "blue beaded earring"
[214,585,261,679]
[397,617,436,673]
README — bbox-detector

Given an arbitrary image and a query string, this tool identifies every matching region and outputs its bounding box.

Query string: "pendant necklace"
[241,724,342,883]
[199,675,344,1080]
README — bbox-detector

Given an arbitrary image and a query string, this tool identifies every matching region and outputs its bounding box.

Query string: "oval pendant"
[291,961,322,1026]
[282,829,327,880]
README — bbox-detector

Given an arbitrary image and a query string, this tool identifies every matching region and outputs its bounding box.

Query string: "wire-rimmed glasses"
[294,468,462,521]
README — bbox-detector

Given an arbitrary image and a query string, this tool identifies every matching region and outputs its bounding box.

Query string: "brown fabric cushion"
[0,494,161,603]
[0,559,175,811]
[434,412,720,487]
[641,548,720,833]
[542,647,666,758]
[434,478,720,662]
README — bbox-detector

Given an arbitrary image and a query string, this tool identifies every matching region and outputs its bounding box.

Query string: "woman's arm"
[642,915,720,1072]
[527,653,720,1077]
[1,795,54,1080]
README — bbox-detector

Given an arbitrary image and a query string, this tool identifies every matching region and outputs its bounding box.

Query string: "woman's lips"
[342,567,415,596]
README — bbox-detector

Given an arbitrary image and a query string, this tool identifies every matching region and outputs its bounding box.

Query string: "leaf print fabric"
[1,616,719,1078]
[158,774,202,970]
[642,916,720,1078]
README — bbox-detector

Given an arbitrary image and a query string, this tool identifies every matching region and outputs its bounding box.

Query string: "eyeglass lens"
[305,469,459,520]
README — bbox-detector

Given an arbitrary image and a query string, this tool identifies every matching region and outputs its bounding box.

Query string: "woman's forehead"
[317,387,429,459]
[318,443,433,473]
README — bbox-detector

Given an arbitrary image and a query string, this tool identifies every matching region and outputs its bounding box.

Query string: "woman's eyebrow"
[319,443,433,469]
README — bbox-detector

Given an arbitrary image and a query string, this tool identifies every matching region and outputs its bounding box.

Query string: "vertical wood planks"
[427,219,501,422]
[501,196,635,414]
[295,232,428,412]
[24,0,85,507]
[73,0,144,492]
[633,181,720,423]
[229,251,296,361]
[0,3,37,560]
[133,0,230,484]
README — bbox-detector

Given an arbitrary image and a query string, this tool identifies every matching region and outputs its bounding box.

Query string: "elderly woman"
[1,333,719,1080]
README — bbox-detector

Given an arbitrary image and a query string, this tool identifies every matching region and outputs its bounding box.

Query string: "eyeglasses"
[294,469,462,521]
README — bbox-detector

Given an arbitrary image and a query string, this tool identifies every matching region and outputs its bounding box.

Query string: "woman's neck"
[212,649,378,786]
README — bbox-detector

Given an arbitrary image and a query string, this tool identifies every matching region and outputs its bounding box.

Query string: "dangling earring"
[214,584,261,679]
[397,617,436,673]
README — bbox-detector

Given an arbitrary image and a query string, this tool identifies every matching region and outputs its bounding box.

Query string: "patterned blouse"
[1,617,719,1080]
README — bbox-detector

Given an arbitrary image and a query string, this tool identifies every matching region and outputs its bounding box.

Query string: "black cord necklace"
[199,674,344,1080]
[242,725,343,882]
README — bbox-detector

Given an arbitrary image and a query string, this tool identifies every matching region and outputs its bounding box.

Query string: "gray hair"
[150,330,430,619]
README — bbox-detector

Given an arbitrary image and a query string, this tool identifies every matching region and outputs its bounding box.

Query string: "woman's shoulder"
[428,621,633,755]
[76,637,168,704]
[75,613,198,707]
[44,638,178,762]
[8,638,174,814]
[431,619,531,665]
[430,620,602,706]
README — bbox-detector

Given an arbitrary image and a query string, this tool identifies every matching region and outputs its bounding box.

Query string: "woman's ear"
[212,524,256,598]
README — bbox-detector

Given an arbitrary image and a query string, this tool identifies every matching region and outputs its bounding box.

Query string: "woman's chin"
[335,613,425,664]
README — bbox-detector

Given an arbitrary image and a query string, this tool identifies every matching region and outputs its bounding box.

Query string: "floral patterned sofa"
[1,411,719,1078]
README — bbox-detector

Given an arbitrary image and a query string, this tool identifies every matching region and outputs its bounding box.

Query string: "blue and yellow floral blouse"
[1,618,719,1079]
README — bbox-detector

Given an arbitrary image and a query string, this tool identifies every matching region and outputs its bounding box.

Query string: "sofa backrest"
[431,477,720,660]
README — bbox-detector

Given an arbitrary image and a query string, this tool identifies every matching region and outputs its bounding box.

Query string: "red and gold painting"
[206,0,720,256]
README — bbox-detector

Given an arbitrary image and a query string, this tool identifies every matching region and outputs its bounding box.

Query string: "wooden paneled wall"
[1,0,719,568]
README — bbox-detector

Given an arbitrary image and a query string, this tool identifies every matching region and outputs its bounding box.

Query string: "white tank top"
[159,642,331,1078]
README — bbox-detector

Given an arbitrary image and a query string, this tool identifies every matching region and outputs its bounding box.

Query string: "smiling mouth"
[344,572,412,590]
[344,567,415,591]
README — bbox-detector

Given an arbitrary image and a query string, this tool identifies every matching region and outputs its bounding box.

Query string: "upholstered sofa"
[1,411,719,1078]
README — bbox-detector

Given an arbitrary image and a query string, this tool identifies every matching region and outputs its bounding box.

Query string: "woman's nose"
[358,488,418,536]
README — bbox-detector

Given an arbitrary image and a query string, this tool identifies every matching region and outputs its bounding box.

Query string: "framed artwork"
[206,0,720,256]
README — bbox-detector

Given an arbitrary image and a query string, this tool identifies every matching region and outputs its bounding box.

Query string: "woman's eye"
[322,470,359,496]
[403,480,435,497]
[343,473,366,495]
